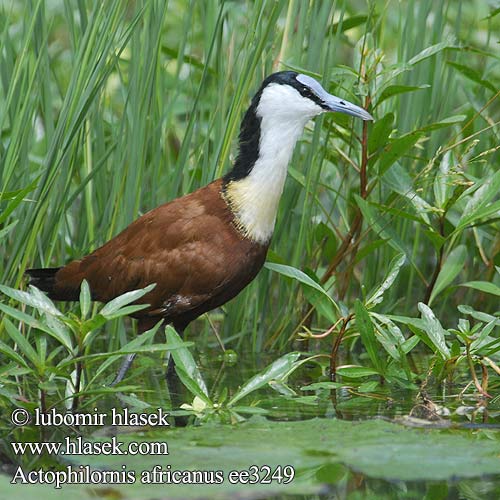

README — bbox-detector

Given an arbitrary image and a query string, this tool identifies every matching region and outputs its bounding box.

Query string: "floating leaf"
[47,419,500,500]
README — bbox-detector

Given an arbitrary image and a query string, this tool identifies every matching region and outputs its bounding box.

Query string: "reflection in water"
[187,348,499,426]
[154,347,500,498]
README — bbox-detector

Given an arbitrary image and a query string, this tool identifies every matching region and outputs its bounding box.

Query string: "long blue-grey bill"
[296,74,374,121]
[323,94,373,121]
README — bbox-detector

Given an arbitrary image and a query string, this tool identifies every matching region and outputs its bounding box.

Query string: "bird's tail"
[25,267,62,298]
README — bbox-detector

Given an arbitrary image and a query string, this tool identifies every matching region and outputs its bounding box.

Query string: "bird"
[26,71,373,384]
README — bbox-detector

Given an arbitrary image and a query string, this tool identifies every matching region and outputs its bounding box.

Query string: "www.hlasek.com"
[10,407,295,489]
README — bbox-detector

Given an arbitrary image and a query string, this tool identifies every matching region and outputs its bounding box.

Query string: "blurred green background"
[0,0,498,373]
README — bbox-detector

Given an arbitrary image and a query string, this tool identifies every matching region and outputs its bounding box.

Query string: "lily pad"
[2,418,500,499]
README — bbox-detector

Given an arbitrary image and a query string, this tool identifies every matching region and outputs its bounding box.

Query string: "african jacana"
[27,71,373,383]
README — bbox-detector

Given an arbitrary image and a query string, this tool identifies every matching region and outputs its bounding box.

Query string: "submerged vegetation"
[0,0,499,497]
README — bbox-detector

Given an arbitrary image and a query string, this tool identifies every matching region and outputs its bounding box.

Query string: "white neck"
[225,115,309,243]
[224,84,321,244]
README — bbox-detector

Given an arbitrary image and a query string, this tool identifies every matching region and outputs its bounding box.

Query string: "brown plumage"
[26,71,372,343]
[27,179,268,333]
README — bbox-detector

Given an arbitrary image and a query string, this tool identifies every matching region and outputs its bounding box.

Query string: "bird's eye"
[301,85,314,97]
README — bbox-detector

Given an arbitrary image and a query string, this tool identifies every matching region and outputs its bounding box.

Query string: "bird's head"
[255,71,373,123]
[224,71,373,243]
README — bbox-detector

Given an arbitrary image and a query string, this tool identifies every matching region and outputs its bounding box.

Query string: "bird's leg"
[109,353,136,386]
[109,318,158,387]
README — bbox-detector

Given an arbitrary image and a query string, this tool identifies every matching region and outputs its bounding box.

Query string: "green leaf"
[447,61,497,93]
[0,220,18,240]
[433,151,454,209]
[331,14,368,34]
[0,338,30,368]
[0,179,38,225]
[377,131,423,175]
[174,366,213,406]
[481,7,500,21]
[336,366,379,378]
[417,303,451,359]
[461,281,500,297]
[3,317,41,370]
[370,313,406,361]
[375,84,430,108]
[81,314,108,338]
[102,303,151,320]
[161,45,215,75]
[44,314,73,351]
[408,40,456,65]
[429,245,467,305]
[365,253,406,308]
[355,300,385,374]
[0,297,73,351]
[354,239,388,264]
[300,382,344,391]
[0,302,55,335]
[56,419,500,498]
[0,284,62,316]
[483,6,500,20]
[382,162,434,224]
[458,305,500,325]
[401,335,421,354]
[100,283,156,318]
[355,196,408,256]
[470,320,498,353]
[68,326,190,376]
[228,352,301,406]
[368,112,394,155]
[460,199,500,229]
[418,115,466,132]
[79,280,91,320]
[302,286,338,323]
[264,262,338,309]
[268,380,297,397]
[165,325,209,401]
[455,169,500,232]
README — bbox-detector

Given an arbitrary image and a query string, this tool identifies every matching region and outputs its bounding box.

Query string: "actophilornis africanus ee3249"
[27,71,373,384]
